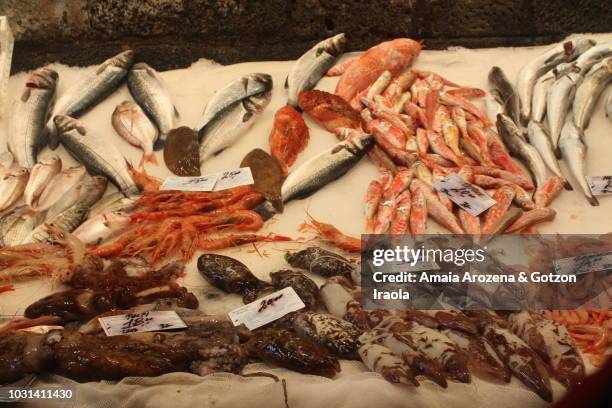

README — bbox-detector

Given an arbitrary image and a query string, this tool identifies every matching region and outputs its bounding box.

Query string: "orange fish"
[269,106,309,175]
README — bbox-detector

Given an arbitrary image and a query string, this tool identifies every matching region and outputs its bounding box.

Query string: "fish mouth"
[112,49,135,69]
[326,33,347,56]
[26,67,59,89]
[248,73,273,90]
[53,115,79,133]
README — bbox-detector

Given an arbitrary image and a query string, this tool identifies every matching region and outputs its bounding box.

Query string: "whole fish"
[546,71,582,155]
[127,63,177,149]
[280,131,374,203]
[111,100,159,166]
[0,167,29,212]
[55,115,137,194]
[23,155,62,208]
[526,121,566,182]
[0,207,27,246]
[488,66,520,124]
[516,38,594,124]
[1,211,43,247]
[268,105,309,175]
[496,114,547,188]
[88,191,134,218]
[198,91,272,164]
[8,68,58,168]
[572,57,612,130]
[48,50,134,149]
[35,165,86,212]
[286,33,346,107]
[531,71,554,123]
[73,202,132,245]
[573,39,612,71]
[559,116,598,206]
[195,72,272,132]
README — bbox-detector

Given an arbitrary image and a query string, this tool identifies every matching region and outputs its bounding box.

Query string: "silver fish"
[55,115,137,194]
[0,167,29,212]
[8,68,58,168]
[23,155,62,208]
[573,57,612,130]
[198,91,272,164]
[195,72,273,132]
[547,71,582,155]
[73,208,130,246]
[88,192,135,218]
[526,121,566,183]
[1,211,43,246]
[47,50,134,149]
[127,63,176,149]
[25,176,108,243]
[0,207,27,246]
[35,164,86,212]
[282,131,374,202]
[45,179,85,221]
[112,100,159,166]
[573,40,612,72]
[531,72,554,123]
[286,34,346,107]
[496,114,547,188]
[516,38,595,124]
[559,116,598,206]
[488,66,520,124]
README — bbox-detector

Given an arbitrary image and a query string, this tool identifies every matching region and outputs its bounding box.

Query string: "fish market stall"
[0,12,611,408]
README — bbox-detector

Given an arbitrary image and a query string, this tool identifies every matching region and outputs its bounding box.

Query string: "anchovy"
[559,116,598,206]
[23,155,62,208]
[516,38,595,124]
[127,63,176,149]
[526,121,566,182]
[55,115,137,194]
[198,91,272,164]
[546,71,582,155]
[488,66,520,124]
[48,50,134,149]
[572,57,612,130]
[496,114,547,188]
[195,73,273,133]
[8,68,58,168]
[286,34,346,107]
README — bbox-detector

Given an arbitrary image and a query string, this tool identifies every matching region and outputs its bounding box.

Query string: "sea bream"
[127,63,177,149]
[572,57,612,130]
[286,33,346,107]
[516,38,594,124]
[23,155,62,208]
[496,114,547,188]
[47,50,134,149]
[0,167,29,212]
[34,165,87,212]
[8,68,59,168]
[112,101,159,166]
[198,91,272,165]
[559,116,598,206]
[54,115,137,194]
[194,73,272,133]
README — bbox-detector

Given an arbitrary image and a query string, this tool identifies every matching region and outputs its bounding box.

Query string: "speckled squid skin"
[285,246,354,279]
[270,269,320,309]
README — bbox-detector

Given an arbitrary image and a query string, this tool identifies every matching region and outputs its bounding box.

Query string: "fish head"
[26,67,59,90]
[570,38,597,59]
[54,115,87,136]
[244,91,272,114]
[7,166,29,181]
[101,49,135,72]
[322,33,347,57]
[247,73,273,93]
[344,131,374,152]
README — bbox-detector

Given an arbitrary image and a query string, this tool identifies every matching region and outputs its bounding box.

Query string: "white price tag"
[98,311,187,336]
[553,251,612,276]
[588,176,612,196]
[213,168,254,191]
[228,287,305,330]
[161,175,218,191]
[434,173,496,216]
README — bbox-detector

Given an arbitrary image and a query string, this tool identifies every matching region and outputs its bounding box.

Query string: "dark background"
[2,0,610,73]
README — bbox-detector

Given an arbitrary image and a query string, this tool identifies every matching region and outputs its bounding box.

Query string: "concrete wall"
[2,0,610,72]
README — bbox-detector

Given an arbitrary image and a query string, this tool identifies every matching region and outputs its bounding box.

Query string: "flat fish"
[163,126,201,176]
[240,148,284,212]
[8,68,58,168]
[286,33,346,107]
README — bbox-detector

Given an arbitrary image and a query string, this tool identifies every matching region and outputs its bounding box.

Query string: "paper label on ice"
[588,176,612,196]
[434,173,496,216]
[228,287,305,330]
[161,175,218,191]
[99,311,187,336]
[213,168,254,191]
[553,251,612,276]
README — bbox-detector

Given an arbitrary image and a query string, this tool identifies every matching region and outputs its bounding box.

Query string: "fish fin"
[139,153,158,168]
[21,88,31,102]
[554,146,562,159]
[47,127,60,150]
[587,195,599,206]
[284,76,288,89]
[76,124,87,136]
[563,180,573,191]
[174,106,180,118]
[242,111,254,123]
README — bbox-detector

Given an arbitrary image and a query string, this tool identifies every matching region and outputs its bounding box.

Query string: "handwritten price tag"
[553,251,612,276]
[588,176,612,196]
[161,175,218,191]
[99,311,187,336]
[214,168,254,191]
[228,287,305,330]
[434,173,496,216]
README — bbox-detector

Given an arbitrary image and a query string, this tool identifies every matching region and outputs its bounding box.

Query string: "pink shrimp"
[300,214,361,253]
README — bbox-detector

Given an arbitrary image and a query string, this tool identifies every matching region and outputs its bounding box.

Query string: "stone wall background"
[1,0,609,72]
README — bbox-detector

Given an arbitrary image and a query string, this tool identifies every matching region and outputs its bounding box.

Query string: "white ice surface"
[1,33,611,407]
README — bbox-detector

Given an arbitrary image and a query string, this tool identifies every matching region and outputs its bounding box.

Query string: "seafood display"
[0,29,610,408]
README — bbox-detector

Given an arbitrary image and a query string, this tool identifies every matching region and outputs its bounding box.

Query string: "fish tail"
[587,195,599,207]
[140,153,158,168]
